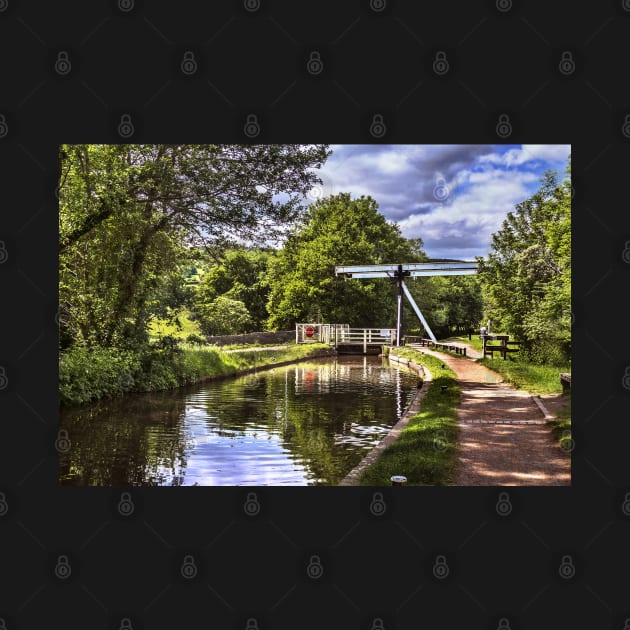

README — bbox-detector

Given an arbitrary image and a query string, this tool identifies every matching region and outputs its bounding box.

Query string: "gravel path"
[409,344,570,486]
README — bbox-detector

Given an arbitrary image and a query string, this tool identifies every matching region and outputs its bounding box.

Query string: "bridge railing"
[296,323,349,344]
[296,324,396,347]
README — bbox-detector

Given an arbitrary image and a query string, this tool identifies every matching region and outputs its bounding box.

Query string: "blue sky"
[303,144,571,260]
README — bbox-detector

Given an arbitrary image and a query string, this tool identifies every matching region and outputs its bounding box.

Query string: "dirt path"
[409,345,570,486]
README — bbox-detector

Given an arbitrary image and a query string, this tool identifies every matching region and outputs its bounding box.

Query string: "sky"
[303,144,571,260]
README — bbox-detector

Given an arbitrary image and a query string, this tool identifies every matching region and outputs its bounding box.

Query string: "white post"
[364,329,367,354]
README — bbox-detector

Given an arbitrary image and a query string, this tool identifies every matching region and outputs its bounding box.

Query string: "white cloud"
[301,144,570,259]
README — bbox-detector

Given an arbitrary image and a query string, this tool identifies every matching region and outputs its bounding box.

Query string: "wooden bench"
[482,335,521,359]
[560,373,571,393]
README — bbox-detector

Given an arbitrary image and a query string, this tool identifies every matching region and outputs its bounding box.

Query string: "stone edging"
[531,395,556,421]
[338,352,433,486]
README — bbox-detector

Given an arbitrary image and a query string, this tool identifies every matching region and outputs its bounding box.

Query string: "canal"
[58,355,420,486]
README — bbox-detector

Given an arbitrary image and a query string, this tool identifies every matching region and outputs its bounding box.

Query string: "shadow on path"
[413,346,570,486]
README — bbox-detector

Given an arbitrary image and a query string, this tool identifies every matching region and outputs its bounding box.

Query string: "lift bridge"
[333,261,478,349]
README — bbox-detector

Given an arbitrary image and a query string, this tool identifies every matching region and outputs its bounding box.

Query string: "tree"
[59,144,330,349]
[192,247,273,332]
[405,275,483,338]
[476,160,571,364]
[265,193,427,329]
[196,296,253,336]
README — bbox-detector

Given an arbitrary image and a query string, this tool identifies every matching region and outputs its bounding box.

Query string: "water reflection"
[59,356,418,486]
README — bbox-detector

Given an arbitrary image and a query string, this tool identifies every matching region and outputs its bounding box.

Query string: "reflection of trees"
[59,391,191,486]
[59,358,418,486]
[258,358,417,485]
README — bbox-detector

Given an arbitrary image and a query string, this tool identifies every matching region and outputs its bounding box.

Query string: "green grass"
[148,308,202,340]
[546,397,572,455]
[476,357,569,395]
[216,341,294,350]
[358,347,460,486]
[450,334,485,352]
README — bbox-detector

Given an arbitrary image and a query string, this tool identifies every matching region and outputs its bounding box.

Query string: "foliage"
[192,247,273,332]
[148,307,203,340]
[59,144,330,351]
[265,193,426,329]
[405,275,483,339]
[195,295,253,336]
[476,160,571,364]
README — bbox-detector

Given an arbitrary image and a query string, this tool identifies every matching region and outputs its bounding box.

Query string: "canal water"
[58,355,420,486]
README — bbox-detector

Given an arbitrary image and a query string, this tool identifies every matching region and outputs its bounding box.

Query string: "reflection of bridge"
[296,323,397,354]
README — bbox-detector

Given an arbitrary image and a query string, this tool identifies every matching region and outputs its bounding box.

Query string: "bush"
[59,346,141,407]
[185,333,206,346]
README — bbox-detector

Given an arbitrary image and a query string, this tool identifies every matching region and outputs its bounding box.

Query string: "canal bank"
[338,350,432,485]
[60,342,335,408]
[345,346,461,486]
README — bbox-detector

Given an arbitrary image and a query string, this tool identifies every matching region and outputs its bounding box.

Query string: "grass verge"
[476,357,569,395]
[546,397,572,455]
[60,342,333,407]
[358,346,460,486]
